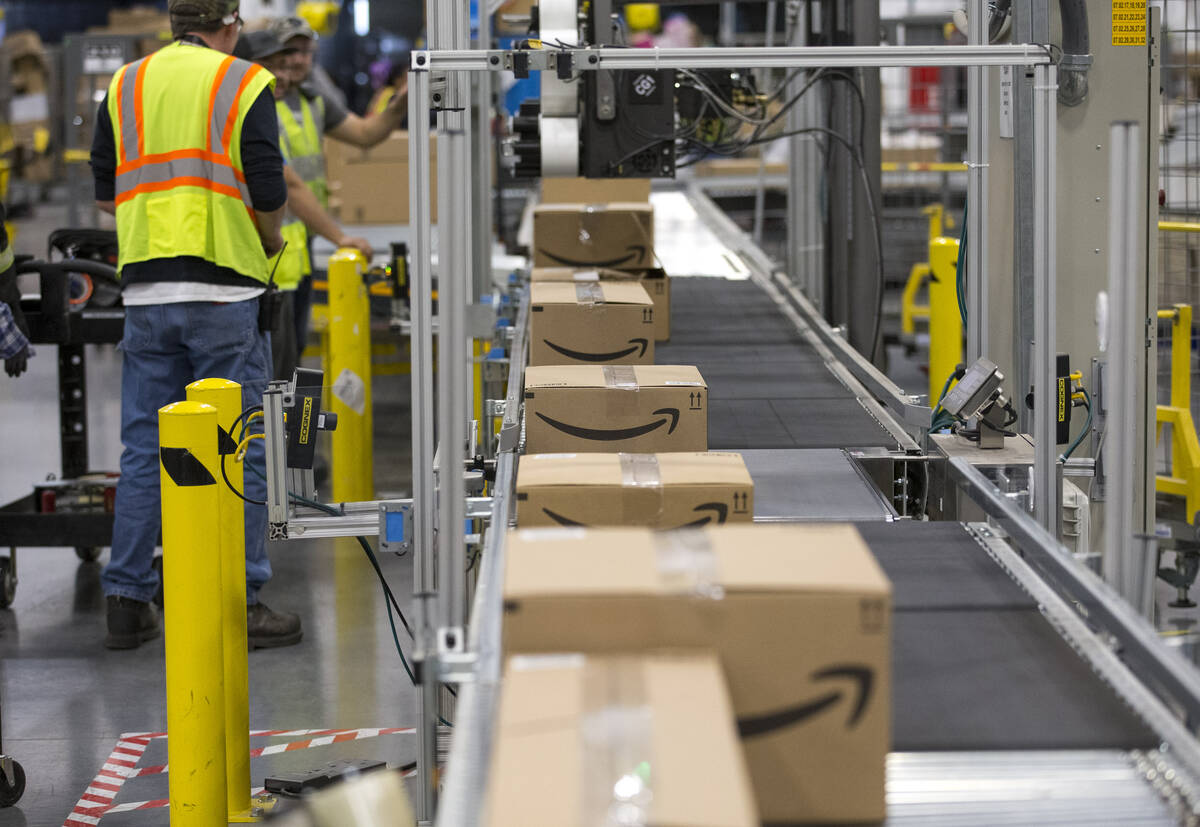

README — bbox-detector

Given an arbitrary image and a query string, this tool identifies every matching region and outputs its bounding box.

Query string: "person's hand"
[339,236,373,261]
[262,231,286,258]
[5,345,29,377]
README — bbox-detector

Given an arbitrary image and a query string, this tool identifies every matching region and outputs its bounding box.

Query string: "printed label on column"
[1112,0,1146,46]
[332,368,367,416]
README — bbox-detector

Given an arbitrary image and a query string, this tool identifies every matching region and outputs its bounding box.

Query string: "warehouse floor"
[0,192,423,824]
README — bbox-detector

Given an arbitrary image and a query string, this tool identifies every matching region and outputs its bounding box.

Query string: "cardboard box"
[503,524,892,824]
[326,131,437,224]
[485,652,758,827]
[523,365,707,454]
[531,266,670,341]
[541,176,651,204]
[529,281,655,366]
[516,452,754,528]
[533,203,654,269]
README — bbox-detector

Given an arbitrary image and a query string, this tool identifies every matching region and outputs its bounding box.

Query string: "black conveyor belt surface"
[657,278,898,450]
[857,521,1158,751]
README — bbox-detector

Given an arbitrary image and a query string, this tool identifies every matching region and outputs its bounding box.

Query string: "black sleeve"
[240,88,287,213]
[91,94,117,202]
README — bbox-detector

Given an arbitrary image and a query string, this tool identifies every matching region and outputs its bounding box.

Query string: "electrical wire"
[220,402,455,723]
[1059,387,1094,462]
[235,433,264,463]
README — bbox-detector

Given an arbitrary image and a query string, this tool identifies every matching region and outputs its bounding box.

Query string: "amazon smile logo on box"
[523,365,707,453]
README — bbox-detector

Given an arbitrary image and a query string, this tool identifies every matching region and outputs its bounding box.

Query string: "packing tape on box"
[620,453,661,488]
[576,282,605,305]
[655,529,723,599]
[581,657,654,827]
[603,365,639,391]
[572,269,601,282]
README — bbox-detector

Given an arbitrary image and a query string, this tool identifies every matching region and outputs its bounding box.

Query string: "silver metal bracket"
[0,755,15,787]
[437,626,467,656]
[438,648,479,684]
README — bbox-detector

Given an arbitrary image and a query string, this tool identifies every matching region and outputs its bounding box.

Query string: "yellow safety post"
[327,248,373,502]
[1155,304,1200,522]
[185,379,251,820]
[159,401,227,826]
[900,204,947,338]
[927,236,963,404]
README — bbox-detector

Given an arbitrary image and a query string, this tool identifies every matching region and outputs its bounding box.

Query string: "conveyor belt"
[656,277,900,450]
[656,275,1156,749]
[857,521,1159,752]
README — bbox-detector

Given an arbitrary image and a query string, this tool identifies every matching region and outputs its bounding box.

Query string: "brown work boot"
[105,596,160,650]
[247,602,303,649]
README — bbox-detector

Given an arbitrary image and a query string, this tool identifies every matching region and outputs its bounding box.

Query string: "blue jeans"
[103,299,272,605]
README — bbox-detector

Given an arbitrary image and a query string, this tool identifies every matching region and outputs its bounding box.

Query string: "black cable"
[220,452,267,505]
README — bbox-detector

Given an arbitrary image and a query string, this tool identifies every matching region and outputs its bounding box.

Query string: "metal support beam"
[1105,121,1147,611]
[434,0,471,657]
[1031,63,1057,531]
[473,6,494,302]
[966,0,989,363]
[413,44,1053,72]
[406,58,437,824]
[1011,0,1050,430]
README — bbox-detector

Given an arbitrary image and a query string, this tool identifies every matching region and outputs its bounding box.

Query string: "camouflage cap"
[268,15,317,45]
[168,0,240,33]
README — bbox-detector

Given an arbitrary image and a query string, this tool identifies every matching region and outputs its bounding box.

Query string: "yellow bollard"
[327,248,374,502]
[928,237,964,405]
[185,379,251,820]
[159,401,227,826]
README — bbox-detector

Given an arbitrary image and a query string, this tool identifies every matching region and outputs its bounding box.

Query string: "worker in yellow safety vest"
[90,0,303,651]
[236,28,370,379]
[268,15,407,353]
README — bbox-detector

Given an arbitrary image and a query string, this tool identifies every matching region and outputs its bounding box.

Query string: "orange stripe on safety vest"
[116,148,246,184]
[114,176,244,207]
[132,53,155,161]
[207,56,237,151]
[114,64,130,166]
[221,63,264,153]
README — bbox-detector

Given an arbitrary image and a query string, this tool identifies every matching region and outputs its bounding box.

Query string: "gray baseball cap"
[234,30,284,62]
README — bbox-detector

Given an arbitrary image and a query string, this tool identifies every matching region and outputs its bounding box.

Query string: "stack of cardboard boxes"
[4,30,54,183]
[485,182,894,824]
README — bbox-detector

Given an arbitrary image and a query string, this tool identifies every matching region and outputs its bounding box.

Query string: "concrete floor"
[1,196,422,826]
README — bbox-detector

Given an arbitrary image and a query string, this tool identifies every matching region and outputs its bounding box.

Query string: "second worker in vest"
[91,0,303,650]
[235,28,371,380]
[268,15,407,356]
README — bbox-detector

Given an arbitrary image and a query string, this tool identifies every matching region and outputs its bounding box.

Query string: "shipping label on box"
[531,266,670,341]
[533,203,655,269]
[502,524,892,824]
[523,365,707,453]
[485,652,758,827]
[517,452,753,528]
[529,281,655,366]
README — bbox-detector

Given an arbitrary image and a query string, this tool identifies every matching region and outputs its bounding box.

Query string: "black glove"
[4,344,29,377]
[0,264,29,340]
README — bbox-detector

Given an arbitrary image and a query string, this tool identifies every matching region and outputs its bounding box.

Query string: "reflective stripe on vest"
[277,94,327,205]
[114,50,263,207]
[109,43,274,281]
